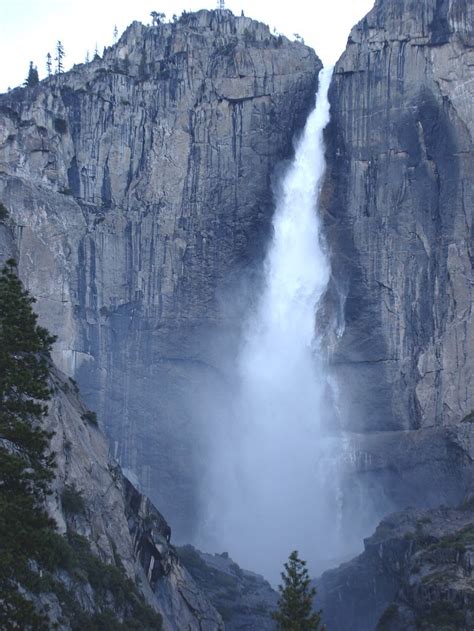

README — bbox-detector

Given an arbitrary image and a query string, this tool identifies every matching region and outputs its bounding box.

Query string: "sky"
[0,0,375,93]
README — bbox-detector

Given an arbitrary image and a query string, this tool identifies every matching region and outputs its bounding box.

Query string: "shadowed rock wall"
[324,0,473,432]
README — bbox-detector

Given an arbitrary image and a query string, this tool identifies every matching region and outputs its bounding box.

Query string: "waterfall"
[202,67,344,582]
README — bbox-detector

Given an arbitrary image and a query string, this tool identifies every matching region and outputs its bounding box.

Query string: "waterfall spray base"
[200,67,357,583]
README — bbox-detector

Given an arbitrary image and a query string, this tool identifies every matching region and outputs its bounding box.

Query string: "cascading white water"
[203,67,344,582]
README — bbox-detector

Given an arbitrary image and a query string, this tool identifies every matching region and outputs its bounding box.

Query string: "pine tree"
[24,61,39,87]
[0,259,56,627]
[150,11,165,25]
[46,52,52,75]
[272,551,325,631]
[113,24,118,41]
[55,40,65,73]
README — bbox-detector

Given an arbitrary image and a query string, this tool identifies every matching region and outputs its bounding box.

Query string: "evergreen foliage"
[272,551,325,631]
[55,41,65,73]
[81,410,98,426]
[38,531,163,630]
[0,260,162,629]
[61,484,85,514]
[46,52,52,76]
[24,62,39,87]
[150,11,166,26]
[0,258,56,627]
[0,201,8,222]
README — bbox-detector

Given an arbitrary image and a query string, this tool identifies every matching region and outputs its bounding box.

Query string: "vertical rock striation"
[322,0,473,518]
[0,10,321,538]
[42,366,224,630]
[324,0,473,432]
[317,505,474,631]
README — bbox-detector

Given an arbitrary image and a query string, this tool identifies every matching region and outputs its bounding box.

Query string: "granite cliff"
[0,1,473,628]
[323,0,473,519]
[317,503,474,631]
[315,0,474,627]
[32,365,224,630]
[0,10,321,540]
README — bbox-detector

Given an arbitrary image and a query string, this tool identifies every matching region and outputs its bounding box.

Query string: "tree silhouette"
[24,61,39,87]
[272,551,325,630]
[55,40,65,73]
[46,52,52,76]
[150,11,166,26]
[0,259,56,627]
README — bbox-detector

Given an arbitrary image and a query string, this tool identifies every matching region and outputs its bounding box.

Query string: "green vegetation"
[376,603,398,630]
[420,570,453,587]
[0,201,8,222]
[0,258,57,627]
[46,52,53,76]
[24,61,39,87]
[418,600,465,630]
[61,485,85,515]
[273,550,325,630]
[427,525,474,553]
[43,531,162,630]
[81,410,98,426]
[54,117,68,134]
[55,41,65,74]
[0,260,162,629]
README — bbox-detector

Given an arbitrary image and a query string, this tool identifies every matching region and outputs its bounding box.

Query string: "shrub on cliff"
[0,202,8,222]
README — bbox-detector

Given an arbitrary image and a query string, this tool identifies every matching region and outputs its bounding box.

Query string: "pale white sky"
[0,0,375,92]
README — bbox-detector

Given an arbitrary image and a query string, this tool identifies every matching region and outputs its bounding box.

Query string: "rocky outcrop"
[124,479,224,630]
[40,365,223,630]
[0,10,321,539]
[338,420,474,539]
[177,546,278,630]
[324,0,473,432]
[317,504,474,631]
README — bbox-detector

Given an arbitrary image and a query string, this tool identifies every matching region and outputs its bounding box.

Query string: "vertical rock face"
[0,10,321,538]
[317,505,474,631]
[324,0,473,433]
[43,366,224,630]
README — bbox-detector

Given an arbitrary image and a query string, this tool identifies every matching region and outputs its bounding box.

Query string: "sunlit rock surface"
[0,10,321,539]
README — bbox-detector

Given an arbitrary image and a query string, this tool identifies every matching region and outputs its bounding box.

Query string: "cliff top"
[0,9,320,102]
[346,0,473,46]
